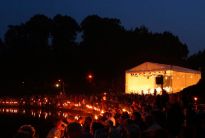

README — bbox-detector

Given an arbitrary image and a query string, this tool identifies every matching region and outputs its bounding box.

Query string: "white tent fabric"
[125,62,201,94]
[127,62,200,74]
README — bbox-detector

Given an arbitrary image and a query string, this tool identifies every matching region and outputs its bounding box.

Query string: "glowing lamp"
[75,116,79,120]
[94,115,98,120]
[55,83,60,88]
[103,96,106,101]
[194,97,198,101]
[88,74,93,79]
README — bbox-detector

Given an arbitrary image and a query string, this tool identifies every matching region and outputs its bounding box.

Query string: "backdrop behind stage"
[125,62,201,94]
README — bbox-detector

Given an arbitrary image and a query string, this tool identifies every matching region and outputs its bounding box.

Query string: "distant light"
[75,116,79,120]
[55,83,60,87]
[94,115,98,120]
[44,113,48,119]
[194,97,198,101]
[103,96,106,101]
[88,74,93,79]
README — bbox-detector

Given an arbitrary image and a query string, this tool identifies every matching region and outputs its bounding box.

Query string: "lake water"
[0,107,89,137]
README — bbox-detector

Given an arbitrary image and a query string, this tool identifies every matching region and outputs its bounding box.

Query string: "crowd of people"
[13,92,205,138]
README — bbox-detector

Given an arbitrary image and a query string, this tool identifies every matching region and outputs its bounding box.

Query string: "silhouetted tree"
[155,31,188,60]
[187,50,205,72]
[0,38,4,52]
[51,14,80,50]
[123,28,189,67]
[4,24,29,51]
[0,14,192,95]
[80,15,125,68]
[25,14,51,50]
[80,15,127,91]
[3,14,54,87]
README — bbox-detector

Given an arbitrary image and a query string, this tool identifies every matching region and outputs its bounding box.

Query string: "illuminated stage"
[125,62,201,94]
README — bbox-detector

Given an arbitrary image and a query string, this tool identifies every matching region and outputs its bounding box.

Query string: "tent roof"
[126,62,201,74]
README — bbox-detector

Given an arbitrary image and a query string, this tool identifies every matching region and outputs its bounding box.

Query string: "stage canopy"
[125,62,201,94]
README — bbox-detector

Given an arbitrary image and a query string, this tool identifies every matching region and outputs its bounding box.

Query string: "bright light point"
[194,97,198,101]
[94,115,98,120]
[150,89,154,94]
[56,83,60,87]
[75,116,79,120]
[156,87,162,93]
[103,96,106,101]
[122,108,126,112]
[88,74,93,79]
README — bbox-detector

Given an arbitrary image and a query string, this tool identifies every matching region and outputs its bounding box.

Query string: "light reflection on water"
[0,108,19,114]
[0,107,90,120]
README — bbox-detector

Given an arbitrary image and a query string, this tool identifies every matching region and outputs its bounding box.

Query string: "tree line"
[0,14,204,95]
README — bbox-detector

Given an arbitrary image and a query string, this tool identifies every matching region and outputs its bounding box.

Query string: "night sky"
[1,0,205,54]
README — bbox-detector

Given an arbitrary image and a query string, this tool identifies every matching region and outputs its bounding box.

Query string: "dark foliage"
[0,14,197,96]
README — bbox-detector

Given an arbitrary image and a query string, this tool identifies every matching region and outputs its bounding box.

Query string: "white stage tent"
[125,62,201,94]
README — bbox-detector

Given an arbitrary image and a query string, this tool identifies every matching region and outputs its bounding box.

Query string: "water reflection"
[0,107,92,120]
[0,108,19,114]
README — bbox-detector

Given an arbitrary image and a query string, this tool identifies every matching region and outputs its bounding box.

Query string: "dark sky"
[1,0,205,54]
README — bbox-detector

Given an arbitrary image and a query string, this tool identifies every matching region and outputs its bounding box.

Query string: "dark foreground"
[0,113,53,137]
